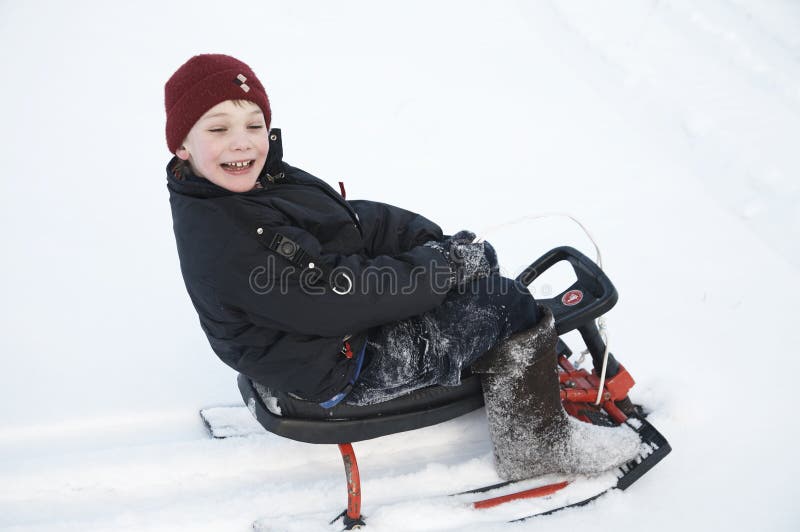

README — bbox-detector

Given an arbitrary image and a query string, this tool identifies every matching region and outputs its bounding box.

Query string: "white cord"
[473,212,603,270]
[594,317,610,405]
[473,212,611,405]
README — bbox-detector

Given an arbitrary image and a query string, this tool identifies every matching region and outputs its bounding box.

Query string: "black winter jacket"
[167,129,452,402]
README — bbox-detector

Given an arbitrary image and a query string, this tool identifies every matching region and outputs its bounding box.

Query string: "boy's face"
[176,100,269,192]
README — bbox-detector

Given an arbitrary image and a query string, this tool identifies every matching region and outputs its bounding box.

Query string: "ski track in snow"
[1,1,798,530]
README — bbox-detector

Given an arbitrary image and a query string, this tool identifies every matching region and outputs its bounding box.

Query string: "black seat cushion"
[240,373,485,443]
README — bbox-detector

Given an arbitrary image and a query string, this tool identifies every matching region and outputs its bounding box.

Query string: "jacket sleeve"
[216,225,454,338]
[349,199,444,256]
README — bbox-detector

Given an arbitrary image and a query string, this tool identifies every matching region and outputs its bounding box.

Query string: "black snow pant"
[346,274,540,406]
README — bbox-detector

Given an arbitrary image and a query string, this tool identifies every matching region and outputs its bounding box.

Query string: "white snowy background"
[1,0,798,530]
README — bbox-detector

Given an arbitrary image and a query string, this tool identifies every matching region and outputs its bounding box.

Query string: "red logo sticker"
[562,290,583,306]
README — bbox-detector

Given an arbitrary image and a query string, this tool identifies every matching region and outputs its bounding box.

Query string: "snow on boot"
[471,307,642,481]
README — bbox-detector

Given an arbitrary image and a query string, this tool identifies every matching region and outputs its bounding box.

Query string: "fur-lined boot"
[472,307,641,481]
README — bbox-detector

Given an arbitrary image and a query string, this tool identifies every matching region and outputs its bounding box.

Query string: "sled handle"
[516,246,618,336]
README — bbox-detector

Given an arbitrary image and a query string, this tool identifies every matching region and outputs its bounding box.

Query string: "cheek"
[194,139,223,162]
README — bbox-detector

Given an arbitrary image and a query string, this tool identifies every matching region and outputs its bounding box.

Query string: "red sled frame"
[332,358,638,529]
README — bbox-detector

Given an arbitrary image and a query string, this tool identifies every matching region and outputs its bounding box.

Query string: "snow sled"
[228,246,671,529]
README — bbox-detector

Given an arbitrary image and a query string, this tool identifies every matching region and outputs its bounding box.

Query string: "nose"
[229,129,253,151]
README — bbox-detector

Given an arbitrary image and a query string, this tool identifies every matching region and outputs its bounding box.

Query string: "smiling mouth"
[220,160,254,172]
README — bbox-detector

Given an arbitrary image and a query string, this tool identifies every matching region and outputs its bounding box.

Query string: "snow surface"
[1,0,799,530]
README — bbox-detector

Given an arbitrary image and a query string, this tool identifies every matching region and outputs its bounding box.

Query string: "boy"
[165,54,640,480]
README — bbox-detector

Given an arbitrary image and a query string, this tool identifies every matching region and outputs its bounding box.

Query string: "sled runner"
[223,246,671,529]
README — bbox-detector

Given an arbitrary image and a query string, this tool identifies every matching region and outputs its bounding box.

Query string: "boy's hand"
[449,230,476,245]
[425,230,499,286]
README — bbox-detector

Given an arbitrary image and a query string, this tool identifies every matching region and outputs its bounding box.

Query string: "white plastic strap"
[594,316,610,405]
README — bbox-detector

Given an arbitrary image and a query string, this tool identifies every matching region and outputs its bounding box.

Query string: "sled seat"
[238,373,484,445]
[239,245,617,448]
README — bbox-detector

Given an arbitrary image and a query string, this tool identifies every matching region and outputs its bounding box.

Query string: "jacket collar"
[166,128,285,198]
[264,128,283,175]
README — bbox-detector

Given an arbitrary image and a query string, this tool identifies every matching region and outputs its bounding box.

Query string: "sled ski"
[253,414,667,531]
[199,404,265,439]
[329,414,668,529]
[207,246,672,529]
[212,386,669,528]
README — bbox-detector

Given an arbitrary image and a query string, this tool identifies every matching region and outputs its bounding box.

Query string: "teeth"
[224,160,251,168]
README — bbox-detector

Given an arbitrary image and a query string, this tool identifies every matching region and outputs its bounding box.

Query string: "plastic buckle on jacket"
[343,341,354,359]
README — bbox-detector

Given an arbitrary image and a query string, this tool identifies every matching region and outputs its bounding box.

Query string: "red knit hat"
[164,54,271,154]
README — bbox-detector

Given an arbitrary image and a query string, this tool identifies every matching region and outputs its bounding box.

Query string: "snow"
[1,0,798,530]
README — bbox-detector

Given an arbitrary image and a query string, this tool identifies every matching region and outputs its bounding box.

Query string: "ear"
[175,146,190,161]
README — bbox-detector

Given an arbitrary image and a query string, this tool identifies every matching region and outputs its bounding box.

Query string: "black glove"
[446,230,498,272]
[425,230,499,286]
[449,230,476,245]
